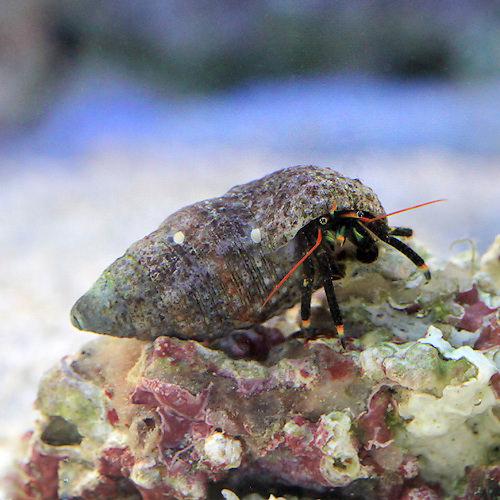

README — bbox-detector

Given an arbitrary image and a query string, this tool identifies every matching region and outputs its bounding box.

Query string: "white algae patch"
[130,458,162,490]
[203,431,242,468]
[395,326,499,487]
[420,326,497,382]
[318,411,368,486]
[399,327,496,437]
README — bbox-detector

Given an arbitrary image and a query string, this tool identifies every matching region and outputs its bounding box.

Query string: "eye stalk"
[319,216,328,225]
[338,210,367,220]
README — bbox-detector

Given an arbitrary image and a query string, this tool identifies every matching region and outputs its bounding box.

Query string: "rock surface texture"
[8,237,500,499]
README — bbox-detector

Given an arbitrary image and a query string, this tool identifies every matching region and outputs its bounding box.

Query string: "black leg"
[298,236,315,324]
[320,244,346,279]
[390,227,413,237]
[316,252,345,341]
[382,235,431,280]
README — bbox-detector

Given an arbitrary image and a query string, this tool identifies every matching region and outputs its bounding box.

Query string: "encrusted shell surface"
[71,166,386,340]
[223,165,385,249]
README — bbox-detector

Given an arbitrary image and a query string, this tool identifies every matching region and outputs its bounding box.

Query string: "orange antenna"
[361,199,446,223]
[262,228,323,308]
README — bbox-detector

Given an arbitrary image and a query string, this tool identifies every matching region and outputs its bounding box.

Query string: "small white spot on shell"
[250,228,262,244]
[173,231,185,244]
[221,490,240,500]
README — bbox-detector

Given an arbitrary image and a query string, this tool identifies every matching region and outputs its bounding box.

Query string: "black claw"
[390,226,413,237]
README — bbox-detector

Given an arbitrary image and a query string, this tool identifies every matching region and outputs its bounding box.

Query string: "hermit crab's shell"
[161,165,386,252]
[71,166,387,341]
[226,166,386,249]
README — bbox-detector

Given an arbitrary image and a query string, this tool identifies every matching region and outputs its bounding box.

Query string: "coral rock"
[9,238,500,499]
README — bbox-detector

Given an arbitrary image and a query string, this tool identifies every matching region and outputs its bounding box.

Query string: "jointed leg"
[316,252,345,340]
[321,243,347,280]
[382,235,430,280]
[300,242,315,325]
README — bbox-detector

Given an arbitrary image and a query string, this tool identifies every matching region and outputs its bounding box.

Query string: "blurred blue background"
[1,0,500,157]
[0,0,499,472]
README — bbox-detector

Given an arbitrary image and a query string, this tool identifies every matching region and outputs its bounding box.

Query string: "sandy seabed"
[0,146,498,485]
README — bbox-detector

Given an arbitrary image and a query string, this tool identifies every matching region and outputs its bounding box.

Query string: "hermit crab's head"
[316,207,389,264]
[262,199,445,310]
[324,200,445,272]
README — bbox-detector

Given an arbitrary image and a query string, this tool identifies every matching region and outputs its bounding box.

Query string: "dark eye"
[319,216,328,225]
[356,211,364,218]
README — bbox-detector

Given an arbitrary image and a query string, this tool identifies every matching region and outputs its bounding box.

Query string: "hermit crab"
[71,166,441,342]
